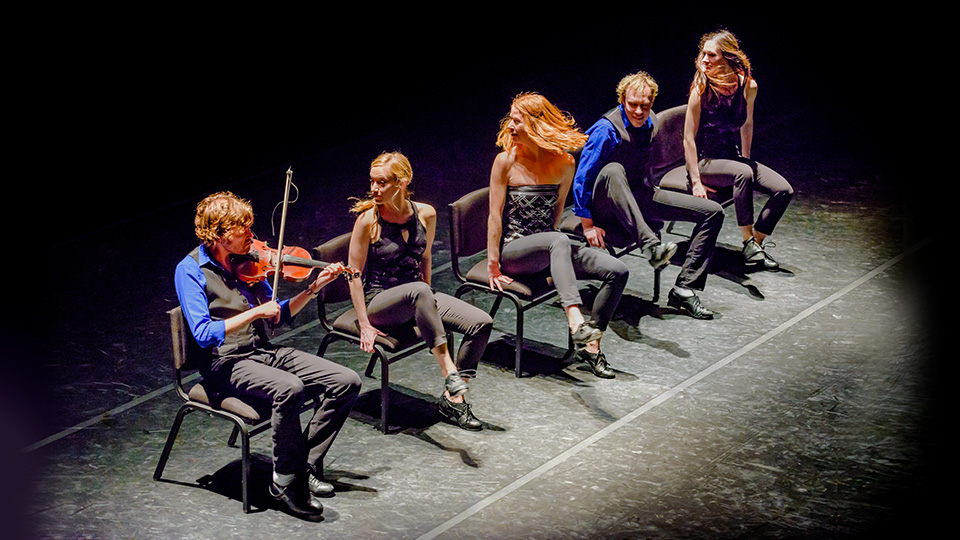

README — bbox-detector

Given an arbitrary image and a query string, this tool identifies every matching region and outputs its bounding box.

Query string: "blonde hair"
[495,92,588,153]
[194,191,254,247]
[350,151,414,214]
[691,29,752,99]
[616,71,659,104]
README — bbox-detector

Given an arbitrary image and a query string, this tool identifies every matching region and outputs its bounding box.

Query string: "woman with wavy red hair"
[488,92,629,379]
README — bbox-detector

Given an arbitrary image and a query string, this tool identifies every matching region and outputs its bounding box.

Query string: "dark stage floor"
[9,14,943,540]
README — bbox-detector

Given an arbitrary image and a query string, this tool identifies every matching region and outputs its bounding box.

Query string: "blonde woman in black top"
[346,152,492,430]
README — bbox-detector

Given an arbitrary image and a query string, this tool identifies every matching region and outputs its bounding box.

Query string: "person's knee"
[405,281,436,307]
[778,182,795,200]
[273,375,306,406]
[339,370,362,397]
[610,260,629,284]
[471,314,494,338]
[546,232,572,253]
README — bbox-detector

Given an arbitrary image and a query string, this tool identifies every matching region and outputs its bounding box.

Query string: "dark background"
[33,9,906,242]
[4,8,940,539]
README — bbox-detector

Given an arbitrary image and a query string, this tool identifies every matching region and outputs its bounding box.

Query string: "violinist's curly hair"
[496,92,587,153]
[195,191,254,247]
[350,151,413,215]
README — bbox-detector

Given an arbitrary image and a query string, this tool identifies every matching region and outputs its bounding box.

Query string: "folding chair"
[153,307,271,513]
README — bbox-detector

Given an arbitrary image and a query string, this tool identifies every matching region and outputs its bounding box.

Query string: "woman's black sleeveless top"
[501,183,559,246]
[365,201,426,299]
[696,76,748,159]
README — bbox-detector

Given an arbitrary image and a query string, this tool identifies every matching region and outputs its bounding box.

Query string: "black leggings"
[366,282,493,378]
[698,157,793,236]
[500,231,628,331]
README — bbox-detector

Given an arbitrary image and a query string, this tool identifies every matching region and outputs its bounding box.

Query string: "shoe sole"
[577,364,616,379]
[438,406,483,431]
[667,298,714,320]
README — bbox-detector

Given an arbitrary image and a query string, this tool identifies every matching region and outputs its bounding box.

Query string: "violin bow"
[271,167,294,303]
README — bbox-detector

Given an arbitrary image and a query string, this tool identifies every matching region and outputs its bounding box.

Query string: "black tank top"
[696,76,748,159]
[364,201,426,298]
[501,183,559,246]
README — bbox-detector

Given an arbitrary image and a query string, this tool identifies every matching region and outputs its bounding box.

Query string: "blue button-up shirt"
[572,106,655,219]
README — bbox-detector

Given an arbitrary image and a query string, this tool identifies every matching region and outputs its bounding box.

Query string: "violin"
[231,238,360,285]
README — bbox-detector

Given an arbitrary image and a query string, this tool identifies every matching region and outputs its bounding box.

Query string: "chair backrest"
[169,306,189,371]
[648,104,688,186]
[448,187,490,282]
[312,232,355,326]
[167,306,211,400]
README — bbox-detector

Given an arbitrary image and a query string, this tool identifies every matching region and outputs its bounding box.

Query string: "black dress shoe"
[270,479,324,520]
[307,465,335,498]
[438,394,483,431]
[577,349,615,379]
[667,288,715,320]
[742,238,779,271]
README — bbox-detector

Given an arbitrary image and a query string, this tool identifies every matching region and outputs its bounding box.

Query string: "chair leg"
[489,295,504,318]
[240,426,251,513]
[653,266,662,303]
[364,353,378,378]
[153,405,192,481]
[316,333,336,357]
[228,424,241,447]
[379,351,390,433]
[513,301,524,378]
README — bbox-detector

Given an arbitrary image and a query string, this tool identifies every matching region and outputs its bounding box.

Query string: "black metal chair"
[153,307,272,513]
[313,232,450,433]
[448,186,574,378]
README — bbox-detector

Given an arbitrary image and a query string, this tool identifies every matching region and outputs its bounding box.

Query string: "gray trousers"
[366,281,493,379]
[500,231,629,331]
[592,162,724,291]
[206,347,361,476]
[698,157,793,236]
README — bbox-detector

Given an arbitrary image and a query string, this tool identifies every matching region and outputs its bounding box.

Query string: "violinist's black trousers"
[205,347,361,477]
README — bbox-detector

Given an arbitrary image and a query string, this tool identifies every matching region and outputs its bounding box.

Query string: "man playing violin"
[174,191,361,520]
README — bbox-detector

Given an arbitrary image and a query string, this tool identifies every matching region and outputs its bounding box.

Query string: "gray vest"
[602,107,660,191]
[189,246,272,360]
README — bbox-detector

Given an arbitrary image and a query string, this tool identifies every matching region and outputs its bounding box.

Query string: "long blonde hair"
[496,92,588,153]
[350,151,414,215]
[690,29,752,101]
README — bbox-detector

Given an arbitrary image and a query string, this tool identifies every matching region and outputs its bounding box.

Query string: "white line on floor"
[413,240,926,540]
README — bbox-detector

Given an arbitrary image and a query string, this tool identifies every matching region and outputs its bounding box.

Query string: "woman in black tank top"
[682,29,794,271]
[345,152,493,431]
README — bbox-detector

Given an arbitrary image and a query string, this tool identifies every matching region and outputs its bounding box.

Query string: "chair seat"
[463,260,554,298]
[332,308,424,351]
[186,382,263,423]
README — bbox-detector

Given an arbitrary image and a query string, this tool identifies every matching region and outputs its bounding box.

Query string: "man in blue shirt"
[572,71,724,319]
[174,191,361,520]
